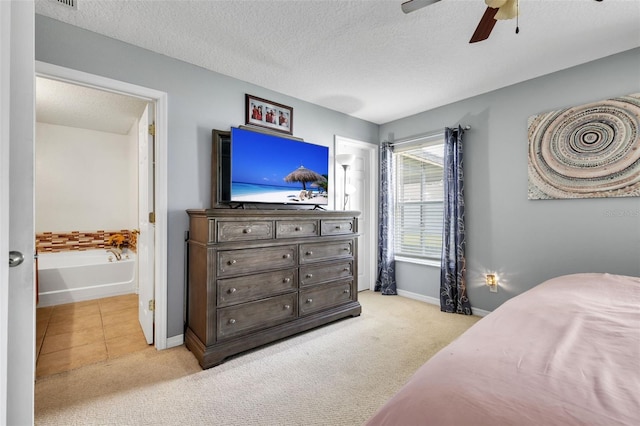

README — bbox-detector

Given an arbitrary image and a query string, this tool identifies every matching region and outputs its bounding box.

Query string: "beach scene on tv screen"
[231,129,329,205]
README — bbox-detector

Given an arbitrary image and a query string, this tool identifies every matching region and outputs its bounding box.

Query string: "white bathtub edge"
[38,282,136,307]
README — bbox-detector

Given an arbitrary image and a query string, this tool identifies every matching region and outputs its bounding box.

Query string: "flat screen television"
[219,127,329,207]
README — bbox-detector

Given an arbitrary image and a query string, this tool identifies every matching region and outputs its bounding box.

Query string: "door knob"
[9,251,24,267]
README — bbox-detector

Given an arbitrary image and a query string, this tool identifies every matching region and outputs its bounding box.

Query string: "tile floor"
[36,293,150,378]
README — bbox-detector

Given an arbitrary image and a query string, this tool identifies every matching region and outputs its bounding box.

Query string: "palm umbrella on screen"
[312,174,329,194]
[284,166,326,190]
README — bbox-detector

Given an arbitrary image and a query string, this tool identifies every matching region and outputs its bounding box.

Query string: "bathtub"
[37,249,137,307]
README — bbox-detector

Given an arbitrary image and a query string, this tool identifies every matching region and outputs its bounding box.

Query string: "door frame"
[35,61,170,349]
[335,136,378,291]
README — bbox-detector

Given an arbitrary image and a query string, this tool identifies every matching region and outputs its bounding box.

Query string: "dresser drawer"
[217,268,297,307]
[217,220,273,242]
[217,245,296,277]
[217,293,297,340]
[321,219,355,236]
[275,220,319,239]
[299,260,352,287]
[299,240,353,264]
[299,281,353,316]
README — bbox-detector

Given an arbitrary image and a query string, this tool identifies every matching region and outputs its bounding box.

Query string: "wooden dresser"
[185,209,362,368]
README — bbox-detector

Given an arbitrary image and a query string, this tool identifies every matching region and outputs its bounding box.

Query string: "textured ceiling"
[36,77,148,135]
[35,0,640,130]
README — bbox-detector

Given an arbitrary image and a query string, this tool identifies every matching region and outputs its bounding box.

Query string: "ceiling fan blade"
[469,7,499,43]
[401,0,442,14]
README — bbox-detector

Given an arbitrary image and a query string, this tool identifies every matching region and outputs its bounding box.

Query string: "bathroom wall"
[35,121,138,233]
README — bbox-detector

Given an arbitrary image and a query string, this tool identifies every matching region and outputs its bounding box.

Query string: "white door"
[1,2,10,419]
[138,104,154,344]
[335,137,378,292]
[2,1,35,424]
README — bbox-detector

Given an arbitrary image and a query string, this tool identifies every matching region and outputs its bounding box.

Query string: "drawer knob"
[343,289,350,294]
[294,226,301,231]
[283,253,291,259]
[242,228,252,234]
[283,277,291,283]
[227,259,237,265]
[343,247,350,251]
[284,304,291,310]
[306,298,313,304]
[335,225,342,229]
[305,251,313,256]
[228,288,237,294]
[305,273,313,279]
[228,319,236,324]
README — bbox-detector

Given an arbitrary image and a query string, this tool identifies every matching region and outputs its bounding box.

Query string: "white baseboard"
[396,289,440,305]
[396,289,491,317]
[469,307,491,317]
[165,334,184,348]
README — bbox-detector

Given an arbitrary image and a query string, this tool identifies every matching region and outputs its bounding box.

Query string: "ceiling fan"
[402,0,604,43]
[469,0,520,43]
[401,0,442,14]
[401,0,519,43]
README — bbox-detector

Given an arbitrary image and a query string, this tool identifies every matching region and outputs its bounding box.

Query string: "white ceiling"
[35,0,640,131]
[36,77,148,134]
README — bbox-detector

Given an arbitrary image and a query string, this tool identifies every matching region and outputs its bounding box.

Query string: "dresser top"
[187,209,360,219]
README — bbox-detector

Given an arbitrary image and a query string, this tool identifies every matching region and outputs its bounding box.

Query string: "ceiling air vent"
[50,0,78,10]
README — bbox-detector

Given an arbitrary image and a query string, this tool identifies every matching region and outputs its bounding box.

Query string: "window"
[394,139,444,260]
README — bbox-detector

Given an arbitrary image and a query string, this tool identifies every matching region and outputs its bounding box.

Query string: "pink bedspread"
[366,273,640,425]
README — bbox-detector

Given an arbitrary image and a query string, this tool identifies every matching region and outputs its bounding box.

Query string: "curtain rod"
[389,125,471,147]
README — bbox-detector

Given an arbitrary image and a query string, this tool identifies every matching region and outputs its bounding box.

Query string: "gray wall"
[380,48,640,312]
[35,15,379,338]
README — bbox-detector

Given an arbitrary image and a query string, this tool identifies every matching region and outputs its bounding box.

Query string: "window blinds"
[394,141,444,259]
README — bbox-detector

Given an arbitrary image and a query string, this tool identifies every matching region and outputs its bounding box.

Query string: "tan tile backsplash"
[36,229,138,253]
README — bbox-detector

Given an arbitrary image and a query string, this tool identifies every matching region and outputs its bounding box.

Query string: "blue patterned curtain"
[375,142,397,295]
[440,127,472,314]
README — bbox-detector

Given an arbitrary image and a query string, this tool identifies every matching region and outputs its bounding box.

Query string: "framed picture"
[245,94,293,135]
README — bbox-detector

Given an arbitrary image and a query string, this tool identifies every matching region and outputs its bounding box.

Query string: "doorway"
[34,78,154,375]
[335,136,378,291]
[35,61,169,349]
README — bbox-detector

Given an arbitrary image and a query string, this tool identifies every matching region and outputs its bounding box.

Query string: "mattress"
[365,273,640,425]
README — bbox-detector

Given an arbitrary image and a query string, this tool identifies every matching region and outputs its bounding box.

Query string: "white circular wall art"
[528,93,640,199]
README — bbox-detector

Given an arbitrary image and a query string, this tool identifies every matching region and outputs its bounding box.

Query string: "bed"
[365,273,640,425]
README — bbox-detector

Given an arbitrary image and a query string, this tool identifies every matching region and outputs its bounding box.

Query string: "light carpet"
[35,290,481,425]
